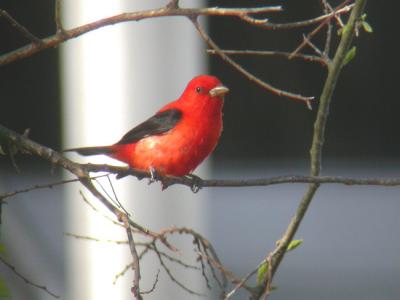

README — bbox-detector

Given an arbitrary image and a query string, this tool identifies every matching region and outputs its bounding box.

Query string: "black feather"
[116,108,182,145]
[63,146,113,156]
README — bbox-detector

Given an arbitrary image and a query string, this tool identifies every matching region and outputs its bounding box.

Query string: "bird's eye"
[195,87,203,94]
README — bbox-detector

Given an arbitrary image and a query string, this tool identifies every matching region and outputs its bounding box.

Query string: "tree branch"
[253,3,354,30]
[191,18,314,107]
[0,5,281,66]
[206,49,328,66]
[255,1,368,298]
[0,256,59,298]
[0,10,43,45]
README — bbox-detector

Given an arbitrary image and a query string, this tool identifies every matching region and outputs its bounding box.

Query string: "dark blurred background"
[1,1,400,300]
[1,0,398,163]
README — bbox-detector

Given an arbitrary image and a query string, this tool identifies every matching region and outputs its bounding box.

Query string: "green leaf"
[286,239,303,252]
[361,14,373,33]
[257,261,269,285]
[0,145,5,155]
[342,46,357,67]
[362,21,373,33]
[0,278,11,299]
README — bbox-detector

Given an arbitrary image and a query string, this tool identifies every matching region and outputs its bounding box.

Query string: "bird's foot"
[147,167,173,190]
[148,167,161,185]
[185,173,203,193]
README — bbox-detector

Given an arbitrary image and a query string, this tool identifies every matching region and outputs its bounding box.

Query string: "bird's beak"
[209,85,229,97]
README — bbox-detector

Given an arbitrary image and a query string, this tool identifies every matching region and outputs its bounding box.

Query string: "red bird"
[66,75,228,177]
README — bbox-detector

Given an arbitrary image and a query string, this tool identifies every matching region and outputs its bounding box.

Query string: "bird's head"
[179,75,229,111]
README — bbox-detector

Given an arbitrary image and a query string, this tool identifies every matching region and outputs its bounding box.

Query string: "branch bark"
[255,1,368,298]
[0,5,281,66]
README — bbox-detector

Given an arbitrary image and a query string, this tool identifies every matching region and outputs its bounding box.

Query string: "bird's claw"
[147,167,174,190]
[185,174,203,193]
[148,167,160,184]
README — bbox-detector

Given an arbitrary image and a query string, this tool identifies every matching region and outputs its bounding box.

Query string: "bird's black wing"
[116,108,182,145]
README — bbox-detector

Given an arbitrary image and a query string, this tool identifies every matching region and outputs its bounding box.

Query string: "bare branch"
[290,0,353,59]
[321,0,333,56]
[120,213,142,299]
[256,1,369,298]
[55,0,65,33]
[191,18,314,107]
[0,10,43,45]
[153,243,204,296]
[224,268,258,299]
[207,49,328,66]
[0,177,80,202]
[0,5,281,66]
[141,270,160,295]
[78,163,400,189]
[255,3,354,30]
[64,232,129,245]
[0,256,59,298]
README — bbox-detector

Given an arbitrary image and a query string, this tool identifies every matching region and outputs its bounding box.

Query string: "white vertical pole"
[61,1,207,299]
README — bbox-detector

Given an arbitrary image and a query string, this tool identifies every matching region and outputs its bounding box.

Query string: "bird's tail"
[63,146,114,156]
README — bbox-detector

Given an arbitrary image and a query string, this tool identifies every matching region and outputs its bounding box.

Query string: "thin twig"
[0,10,43,45]
[64,232,129,245]
[324,0,346,28]
[255,1,368,299]
[254,4,355,30]
[197,251,254,294]
[153,243,204,296]
[302,34,326,60]
[79,191,124,228]
[0,5,281,66]
[55,0,65,33]
[191,17,314,107]
[290,0,353,59]
[224,268,258,299]
[160,226,228,295]
[141,270,160,294]
[193,238,211,290]
[0,256,59,298]
[206,49,328,66]
[321,0,333,56]
[120,213,142,299]
[113,263,133,284]
[0,177,80,202]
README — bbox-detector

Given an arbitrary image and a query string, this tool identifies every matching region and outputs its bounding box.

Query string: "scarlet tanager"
[65,75,229,177]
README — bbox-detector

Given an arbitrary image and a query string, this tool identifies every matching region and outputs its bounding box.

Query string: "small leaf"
[362,21,373,33]
[361,13,368,21]
[360,14,373,33]
[0,278,11,299]
[0,145,5,155]
[342,46,357,67]
[286,239,303,252]
[257,261,269,285]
